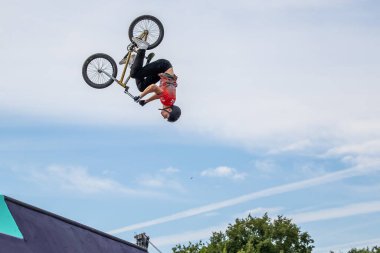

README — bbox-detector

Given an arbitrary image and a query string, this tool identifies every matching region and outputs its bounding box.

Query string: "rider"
[128,37,181,122]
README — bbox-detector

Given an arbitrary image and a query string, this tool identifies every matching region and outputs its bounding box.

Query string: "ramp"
[0,195,147,253]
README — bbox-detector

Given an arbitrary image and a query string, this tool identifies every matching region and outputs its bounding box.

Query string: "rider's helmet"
[167,105,181,122]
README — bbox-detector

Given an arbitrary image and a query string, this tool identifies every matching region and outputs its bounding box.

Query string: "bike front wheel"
[128,15,164,50]
[82,53,118,89]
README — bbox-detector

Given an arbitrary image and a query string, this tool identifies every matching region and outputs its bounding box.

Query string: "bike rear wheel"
[128,15,164,50]
[82,53,117,89]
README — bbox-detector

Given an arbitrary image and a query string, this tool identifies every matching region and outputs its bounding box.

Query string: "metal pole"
[149,240,163,253]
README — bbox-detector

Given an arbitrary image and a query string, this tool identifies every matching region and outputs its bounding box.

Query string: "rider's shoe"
[119,54,136,66]
[119,53,128,65]
[132,37,149,50]
[145,53,155,65]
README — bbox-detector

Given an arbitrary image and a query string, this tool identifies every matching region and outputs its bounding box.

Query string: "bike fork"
[123,86,135,99]
[98,69,135,99]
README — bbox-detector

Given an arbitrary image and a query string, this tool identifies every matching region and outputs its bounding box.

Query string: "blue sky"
[1,0,380,252]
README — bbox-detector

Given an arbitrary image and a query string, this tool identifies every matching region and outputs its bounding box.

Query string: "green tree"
[172,214,314,253]
[347,246,380,253]
[330,246,380,253]
[172,241,206,253]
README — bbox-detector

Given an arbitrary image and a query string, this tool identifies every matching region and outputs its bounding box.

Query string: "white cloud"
[201,166,247,180]
[137,168,185,192]
[199,0,351,12]
[268,139,313,154]
[28,165,141,195]
[138,176,185,193]
[139,177,165,188]
[291,201,380,224]
[1,0,379,150]
[108,163,380,235]
[292,162,329,179]
[327,140,380,157]
[253,160,277,174]
[160,167,180,174]
[324,139,380,170]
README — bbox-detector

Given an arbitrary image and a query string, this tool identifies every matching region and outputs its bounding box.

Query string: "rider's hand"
[133,96,140,102]
[139,100,146,106]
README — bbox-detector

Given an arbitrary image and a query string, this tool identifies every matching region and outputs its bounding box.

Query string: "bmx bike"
[82,15,164,99]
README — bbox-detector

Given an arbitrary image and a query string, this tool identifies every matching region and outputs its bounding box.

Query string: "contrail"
[153,201,380,247]
[292,201,380,224]
[108,164,380,235]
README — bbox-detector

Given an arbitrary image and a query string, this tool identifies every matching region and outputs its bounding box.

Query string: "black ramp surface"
[0,196,147,253]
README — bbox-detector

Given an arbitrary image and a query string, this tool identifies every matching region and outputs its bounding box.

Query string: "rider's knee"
[158,59,172,70]
[164,59,173,69]
[137,82,145,92]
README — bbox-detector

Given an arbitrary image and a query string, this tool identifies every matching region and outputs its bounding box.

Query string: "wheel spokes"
[133,19,161,45]
[86,58,114,85]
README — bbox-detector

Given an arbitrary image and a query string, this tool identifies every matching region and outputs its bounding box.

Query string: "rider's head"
[160,105,181,122]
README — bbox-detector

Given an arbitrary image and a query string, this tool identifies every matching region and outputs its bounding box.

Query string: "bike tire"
[82,53,118,89]
[128,15,164,50]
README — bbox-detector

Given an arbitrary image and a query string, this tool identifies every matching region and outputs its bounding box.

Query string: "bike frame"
[118,32,149,87]
[99,32,149,99]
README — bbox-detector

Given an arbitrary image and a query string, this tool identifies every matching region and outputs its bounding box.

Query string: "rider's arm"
[140,84,162,98]
[139,84,163,104]
[145,94,161,104]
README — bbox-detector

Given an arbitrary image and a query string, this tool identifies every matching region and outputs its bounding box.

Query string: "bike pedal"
[119,53,129,65]
[119,58,126,65]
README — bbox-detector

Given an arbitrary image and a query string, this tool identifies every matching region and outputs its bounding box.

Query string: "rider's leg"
[146,59,172,74]
[130,49,146,79]
[130,49,149,91]
[135,79,148,92]
[134,59,172,79]
[132,57,173,92]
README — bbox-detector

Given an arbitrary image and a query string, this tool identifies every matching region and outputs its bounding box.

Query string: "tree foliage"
[172,214,314,253]
[330,246,380,253]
